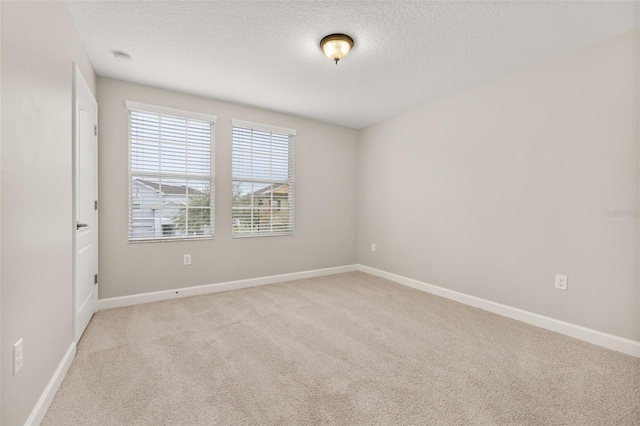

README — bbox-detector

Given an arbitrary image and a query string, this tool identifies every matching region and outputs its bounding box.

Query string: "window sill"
[128,236,215,244]
[232,232,294,239]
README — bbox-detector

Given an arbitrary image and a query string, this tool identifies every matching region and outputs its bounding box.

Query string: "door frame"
[72,63,99,343]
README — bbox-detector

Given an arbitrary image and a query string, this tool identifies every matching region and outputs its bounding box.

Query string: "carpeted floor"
[43,272,639,425]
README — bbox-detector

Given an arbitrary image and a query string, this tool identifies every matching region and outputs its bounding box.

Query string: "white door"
[74,64,98,342]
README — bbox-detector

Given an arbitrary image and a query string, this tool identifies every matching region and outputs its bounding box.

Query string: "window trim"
[127,101,216,243]
[231,119,296,136]
[231,120,295,239]
[126,100,218,123]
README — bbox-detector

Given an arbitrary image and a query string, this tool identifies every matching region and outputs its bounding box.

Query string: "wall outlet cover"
[555,274,568,291]
[13,338,24,376]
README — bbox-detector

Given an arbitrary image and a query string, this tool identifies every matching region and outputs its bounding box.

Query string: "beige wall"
[358,30,640,341]
[97,78,358,299]
[1,2,96,424]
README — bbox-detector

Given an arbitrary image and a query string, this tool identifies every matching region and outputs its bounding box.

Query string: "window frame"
[126,101,217,243]
[231,119,296,238]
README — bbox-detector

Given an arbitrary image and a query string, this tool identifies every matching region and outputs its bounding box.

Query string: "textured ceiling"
[67,1,639,129]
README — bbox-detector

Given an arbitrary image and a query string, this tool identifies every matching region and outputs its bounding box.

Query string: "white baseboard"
[358,264,640,358]
[98,264,358,310]
[25,342,76,426]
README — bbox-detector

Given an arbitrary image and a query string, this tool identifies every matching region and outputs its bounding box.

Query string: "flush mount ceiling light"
[320,34,354,65]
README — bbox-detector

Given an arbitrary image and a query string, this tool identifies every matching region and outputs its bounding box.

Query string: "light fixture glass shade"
[320,34,354,64]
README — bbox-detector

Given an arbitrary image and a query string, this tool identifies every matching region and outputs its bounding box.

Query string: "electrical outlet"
[555,274,568,291]
[371,243,376,252]
[184,254,192,266]
[14,339,24,376]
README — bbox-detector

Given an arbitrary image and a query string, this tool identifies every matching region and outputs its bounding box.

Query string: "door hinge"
[94,125,98,136]
[94,274,98,285]
[94,200,98,210]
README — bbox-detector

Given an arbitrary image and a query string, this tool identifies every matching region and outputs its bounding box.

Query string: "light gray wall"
[1,2,96,424]
[358,30,640,341]
[98,78,359,299]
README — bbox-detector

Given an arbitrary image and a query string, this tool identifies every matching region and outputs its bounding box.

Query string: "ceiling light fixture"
[320,34,354,65]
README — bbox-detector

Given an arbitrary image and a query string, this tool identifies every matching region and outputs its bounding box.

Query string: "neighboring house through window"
[126,101,216,241]
[231,119,295,237]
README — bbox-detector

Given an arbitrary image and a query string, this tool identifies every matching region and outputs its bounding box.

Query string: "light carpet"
[43,272,639,425]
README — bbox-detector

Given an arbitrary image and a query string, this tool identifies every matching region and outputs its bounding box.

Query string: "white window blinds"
[231,119,296,237]
[127,101,216,242]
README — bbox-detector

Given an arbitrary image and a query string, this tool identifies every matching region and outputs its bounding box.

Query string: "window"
[126,101,216,242]
[232,119,295,237]
[132,194,141,211]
